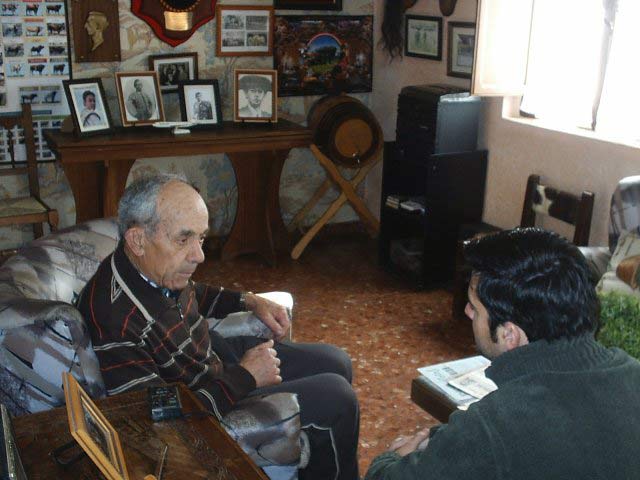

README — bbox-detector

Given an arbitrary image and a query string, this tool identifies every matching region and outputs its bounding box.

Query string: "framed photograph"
[405,15,442,60]
[447,22,476,78]
[234,69,277,123]
[63,78,113,137]
[62,373,129,480]
[115,71,164,126]
[274,0,342,10]
[149,52,198,93]
[273,15,373,97]
[216,5,274,57]
[178,80,223,127]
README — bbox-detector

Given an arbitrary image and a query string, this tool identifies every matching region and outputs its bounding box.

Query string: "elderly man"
[238,74,272,118]
[366,228,640,480]
[78,174,359,480]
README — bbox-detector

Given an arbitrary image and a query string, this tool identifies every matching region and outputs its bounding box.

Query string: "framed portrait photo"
[447,22,476,78]
[62,373,129,480]
[234,69,277,123]
[216,5,274,57]
[149,52,198,93]
[405,15,442,60]
[63,78,113,137]
[178,80,222,127]
[115,71,164,127]
[274,0,342,10]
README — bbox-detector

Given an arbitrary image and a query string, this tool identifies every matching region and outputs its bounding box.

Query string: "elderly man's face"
[132,181,208,291]
[247,88,265,109]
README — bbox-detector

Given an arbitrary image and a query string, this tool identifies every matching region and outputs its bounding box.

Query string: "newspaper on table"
[417,355,497,409]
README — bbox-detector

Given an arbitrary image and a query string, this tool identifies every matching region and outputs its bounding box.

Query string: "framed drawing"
[274,0,342,10]
[115,71,164,126]
[273,15,373,97]
[405,15,442,60]
[234,69,278,123]
[62,373,129,480]
[71,0,121,63]
[149,52,198,93]
[216,5,274,57]
[63,78,113,137]
[447,21,476,78]
[178,80,223,127]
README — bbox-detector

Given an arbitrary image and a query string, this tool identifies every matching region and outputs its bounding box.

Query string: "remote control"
[148,385,183,422]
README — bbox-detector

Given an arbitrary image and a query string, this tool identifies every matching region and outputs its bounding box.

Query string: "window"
[472,0,639,145]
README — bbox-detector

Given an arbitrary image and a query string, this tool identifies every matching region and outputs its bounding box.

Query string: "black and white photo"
[234,68,277,122]
[63,78,113,136]
[216,6,273,56]
[115,71,164,126]
[447,22,476,78]
[179,80,222,128]
[149,52,198,93]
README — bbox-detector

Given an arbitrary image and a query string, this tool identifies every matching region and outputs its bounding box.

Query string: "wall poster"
[0,0,71,163]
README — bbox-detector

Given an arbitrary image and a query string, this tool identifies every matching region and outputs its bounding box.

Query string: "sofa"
[0,218,304,478]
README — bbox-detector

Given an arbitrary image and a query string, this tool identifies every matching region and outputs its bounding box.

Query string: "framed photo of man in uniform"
[234,69,277,123]
[115,71,164,127]
[178,79,222,128]
[63,78,113,137]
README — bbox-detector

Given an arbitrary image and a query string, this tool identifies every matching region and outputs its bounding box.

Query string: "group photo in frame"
[179,79,223,127]
[234,69,278,123]
[149,52,198,93]
[273,15,373,97]
[115,71,164,126]
[274,0,342,10]
[447,21,476,78]
[405,14,442,60]
[63,78,113,137]
[62,373,129,480]
[216,5,273,57]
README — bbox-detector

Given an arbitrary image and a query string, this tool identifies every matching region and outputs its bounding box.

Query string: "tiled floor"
[194,231,476,474]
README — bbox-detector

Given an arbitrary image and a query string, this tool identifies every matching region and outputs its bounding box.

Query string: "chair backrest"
[520,174,595,246]
[608,175,640,252]
[0,103,40,198]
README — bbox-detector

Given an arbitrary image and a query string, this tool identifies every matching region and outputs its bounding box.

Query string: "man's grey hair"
[117,173,190,237]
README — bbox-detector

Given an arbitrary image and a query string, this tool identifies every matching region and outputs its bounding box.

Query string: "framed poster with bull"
[273,15,373,97]
[0,0,72,161]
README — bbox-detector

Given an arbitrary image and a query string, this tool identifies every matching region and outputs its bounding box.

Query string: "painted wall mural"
[0,0,374,250]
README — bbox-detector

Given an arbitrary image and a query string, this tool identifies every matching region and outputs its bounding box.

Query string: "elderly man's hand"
[245,293,291,341]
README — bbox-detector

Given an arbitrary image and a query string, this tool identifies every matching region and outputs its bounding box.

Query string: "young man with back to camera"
[366,228,640,480]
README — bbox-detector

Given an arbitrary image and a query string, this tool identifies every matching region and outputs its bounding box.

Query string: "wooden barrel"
[307,95,383,168]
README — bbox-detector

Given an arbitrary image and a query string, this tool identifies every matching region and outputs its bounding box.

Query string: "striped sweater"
[77,242,256,418]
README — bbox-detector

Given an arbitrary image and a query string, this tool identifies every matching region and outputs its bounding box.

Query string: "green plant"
[597,291,640,360]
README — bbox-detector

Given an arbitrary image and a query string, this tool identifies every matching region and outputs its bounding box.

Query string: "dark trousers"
[221,337,360,480]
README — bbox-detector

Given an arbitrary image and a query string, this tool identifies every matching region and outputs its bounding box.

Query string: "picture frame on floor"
[178,79,223,127]
[405,14,442,60]
[63,78,113,137]
[115,71,164,126]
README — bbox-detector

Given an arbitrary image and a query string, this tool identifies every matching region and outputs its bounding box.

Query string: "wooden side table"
[13,384,267,480]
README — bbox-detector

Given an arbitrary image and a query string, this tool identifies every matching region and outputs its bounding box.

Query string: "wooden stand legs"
[289,144,380,260]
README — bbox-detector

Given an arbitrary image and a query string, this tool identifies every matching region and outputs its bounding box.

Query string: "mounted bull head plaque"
[131,0,216,47]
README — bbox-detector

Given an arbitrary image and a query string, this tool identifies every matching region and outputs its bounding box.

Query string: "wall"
[368,0,640,246]
[0,0,374,249]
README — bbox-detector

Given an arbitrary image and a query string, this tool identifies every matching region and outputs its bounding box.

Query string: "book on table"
[417,355,498,410]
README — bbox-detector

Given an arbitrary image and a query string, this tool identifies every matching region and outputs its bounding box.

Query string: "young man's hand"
[388,428,430,456]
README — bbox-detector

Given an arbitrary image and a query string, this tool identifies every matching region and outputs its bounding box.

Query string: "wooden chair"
[0,104,58,248]
[449,174,595,323]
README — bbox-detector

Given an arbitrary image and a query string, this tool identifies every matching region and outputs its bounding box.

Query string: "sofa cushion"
[596,230,640,297]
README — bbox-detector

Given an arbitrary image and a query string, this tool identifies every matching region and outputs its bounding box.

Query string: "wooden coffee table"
[13,383,267,480]
[410,376,457,423]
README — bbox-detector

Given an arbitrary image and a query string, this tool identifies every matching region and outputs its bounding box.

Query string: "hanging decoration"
[380,0,417,60]
[439,0,458,16]
[131,0,216,47]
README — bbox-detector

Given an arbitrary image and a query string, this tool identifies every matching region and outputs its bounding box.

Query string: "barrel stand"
[289,144,381,259]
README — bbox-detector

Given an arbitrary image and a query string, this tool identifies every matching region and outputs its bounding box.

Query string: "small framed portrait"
[216,5,274,57]
[115,71,164,127]
[178,80,223,128]
[447,22,476,78]
[149,52,198,93]
[63,78,113,137]
[234,69,278,123]
[62,373,129,480]
[405,15,442,60]
[274,0,342,10]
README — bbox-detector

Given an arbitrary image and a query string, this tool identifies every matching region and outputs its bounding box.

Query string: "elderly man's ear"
[124,227,146,257]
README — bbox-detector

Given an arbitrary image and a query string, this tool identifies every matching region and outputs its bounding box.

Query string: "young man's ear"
[498,322,529,351]
[124,227,146,257]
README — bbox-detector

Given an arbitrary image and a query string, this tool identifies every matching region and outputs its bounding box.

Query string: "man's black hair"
[464,228,599,342]
[82,90,95,102]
